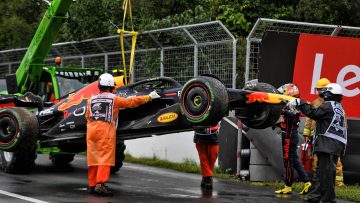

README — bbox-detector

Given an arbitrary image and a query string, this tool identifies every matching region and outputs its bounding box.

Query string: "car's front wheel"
[0,107,38,173]
[180,76,228,126]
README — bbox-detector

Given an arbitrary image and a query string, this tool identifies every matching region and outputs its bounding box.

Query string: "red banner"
[293,34,360,118]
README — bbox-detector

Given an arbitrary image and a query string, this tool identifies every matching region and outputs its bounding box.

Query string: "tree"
[0,0,46,50]
[207,0,299,37]
[134,0,212,31]
[58,0,122,42]
[295,0,360,26]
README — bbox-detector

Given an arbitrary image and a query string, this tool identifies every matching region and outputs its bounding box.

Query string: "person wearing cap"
[288,83,347,203]
[274,83,311,195]
[194,123,220,190]
[303,78,345,187]
[86,73,160,196]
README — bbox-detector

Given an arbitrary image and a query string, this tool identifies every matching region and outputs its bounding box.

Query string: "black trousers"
[305,152,338,203]
[282,134,309,186]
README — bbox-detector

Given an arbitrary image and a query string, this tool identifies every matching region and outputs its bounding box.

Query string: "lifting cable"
[118,0,137,85]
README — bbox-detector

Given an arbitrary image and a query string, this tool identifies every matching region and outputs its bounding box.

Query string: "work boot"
[200,177,205,188]
[203,176,213,190]
[88,186,95,194]
[93,183,113,196]
[102,183,112,191]
[335,176,345,187]
[300,181,312,195]
[275,185,292,194]
[336,181,345,187]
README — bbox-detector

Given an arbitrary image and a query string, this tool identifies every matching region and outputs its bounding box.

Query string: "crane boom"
[15,0,73,94]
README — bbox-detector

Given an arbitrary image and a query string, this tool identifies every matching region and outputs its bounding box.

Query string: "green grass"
[125,154,201,174]
[251,181,360,202]
[124,154,360,202]
[336,185,360,202]
[124,153,236,180]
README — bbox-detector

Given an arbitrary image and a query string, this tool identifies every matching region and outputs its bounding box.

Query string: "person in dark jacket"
[194,123,220,190]
[303,78,345,187]
[275,84,311,195]
[288,83,347,203]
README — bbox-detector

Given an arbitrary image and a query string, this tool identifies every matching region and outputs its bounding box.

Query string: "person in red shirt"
[194,123,220,190]
[86,73,160,196]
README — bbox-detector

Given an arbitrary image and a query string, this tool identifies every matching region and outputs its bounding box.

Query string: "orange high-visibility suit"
[86,92,151,187]
[194,125,220,177]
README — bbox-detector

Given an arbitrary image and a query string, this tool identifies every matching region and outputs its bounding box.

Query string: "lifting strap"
[118,0,138,85]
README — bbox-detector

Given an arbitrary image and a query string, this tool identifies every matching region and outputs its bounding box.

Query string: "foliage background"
[1,0,359,85]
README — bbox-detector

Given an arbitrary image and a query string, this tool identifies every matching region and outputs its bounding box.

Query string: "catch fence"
[0,21,237,88]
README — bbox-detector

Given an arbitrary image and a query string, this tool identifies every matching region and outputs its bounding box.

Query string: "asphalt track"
[0,154,354,203]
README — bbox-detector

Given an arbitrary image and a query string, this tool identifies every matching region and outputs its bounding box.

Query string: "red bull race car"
[0,75,290,174]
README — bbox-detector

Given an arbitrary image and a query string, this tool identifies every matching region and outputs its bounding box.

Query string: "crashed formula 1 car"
[0,73,291,174]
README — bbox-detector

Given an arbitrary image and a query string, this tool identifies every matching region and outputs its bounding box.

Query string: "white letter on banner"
[311,53,324,94]
[337,65,360,97]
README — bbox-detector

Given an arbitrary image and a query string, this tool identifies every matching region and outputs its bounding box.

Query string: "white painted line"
[0,189,49,203]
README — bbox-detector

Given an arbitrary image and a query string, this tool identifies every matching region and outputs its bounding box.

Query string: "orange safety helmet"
[278,83,300,98]
[316,78,330,89]
[55,56,62,65]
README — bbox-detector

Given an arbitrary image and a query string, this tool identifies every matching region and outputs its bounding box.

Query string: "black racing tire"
[241,82,283,129]
[111,141,126,174]
[180,76,228,126]
[0,107,38,174]
[50,154,75,166]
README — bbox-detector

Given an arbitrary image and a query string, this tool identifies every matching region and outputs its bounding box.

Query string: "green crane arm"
[16,0,73,94]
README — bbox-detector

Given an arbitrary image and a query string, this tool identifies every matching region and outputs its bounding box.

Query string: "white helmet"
[98,73,115,87]
[324,83,343,95]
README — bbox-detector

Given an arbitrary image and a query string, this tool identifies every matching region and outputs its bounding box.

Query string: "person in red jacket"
[86,73,160,196]
[194,123,220,190]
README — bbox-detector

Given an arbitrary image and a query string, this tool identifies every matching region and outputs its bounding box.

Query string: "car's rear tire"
[240,82,283,129]
[50,154,75,166]
[180,76,228,126]
[111,141,126,173]
[0,107,38,173]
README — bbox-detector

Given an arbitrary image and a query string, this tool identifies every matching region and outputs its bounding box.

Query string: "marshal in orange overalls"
[194,124,220,189]
[86,92,151,187]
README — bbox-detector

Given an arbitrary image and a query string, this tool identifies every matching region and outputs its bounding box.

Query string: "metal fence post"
[81,56,85,69]
[160,49,164,77]
[236,120,243,176]
[194,45,198,77]
[104,54,108,72]
[245,40,251,83]
[232,39,237,88]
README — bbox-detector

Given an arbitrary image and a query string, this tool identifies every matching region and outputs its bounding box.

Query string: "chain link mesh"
[0,21,236,87]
